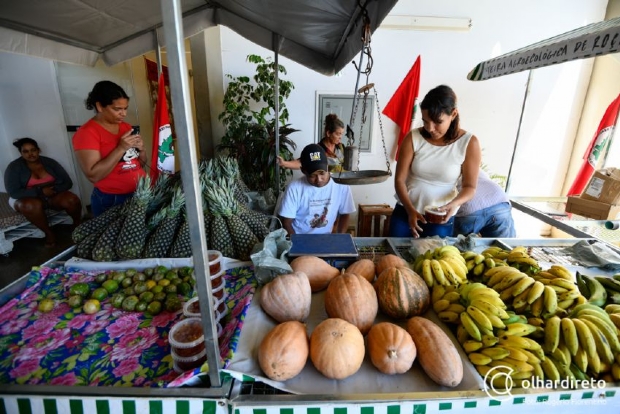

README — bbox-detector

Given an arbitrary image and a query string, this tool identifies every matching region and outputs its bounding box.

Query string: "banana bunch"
[591,274,620,305]
[530,270,586,315]
[431,284,466,324]
[483,266,546,313]
[418,245,468,288]
[461,250,507,280]
[575,272,608,307]
[504,246,541,275]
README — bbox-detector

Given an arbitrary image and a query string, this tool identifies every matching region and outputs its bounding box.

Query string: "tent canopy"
[0,0,397,76]
[467,16,620,81]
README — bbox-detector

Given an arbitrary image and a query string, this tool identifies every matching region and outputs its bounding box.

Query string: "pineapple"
[218,157,250,206]
[169,211,192,258]
[71,202,123,243]
[144,187,185,258]
[116,175,153,259]
[91,215,125,262]
[205,182,235,259]
[76,230,104,260]
[238,205,270,240]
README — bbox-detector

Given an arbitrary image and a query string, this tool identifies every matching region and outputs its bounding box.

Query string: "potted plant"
[217,54,298,194]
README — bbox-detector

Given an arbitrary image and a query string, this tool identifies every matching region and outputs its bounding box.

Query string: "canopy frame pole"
[273,33,281,196]
[505,70,533,193]
[161,0,222,387]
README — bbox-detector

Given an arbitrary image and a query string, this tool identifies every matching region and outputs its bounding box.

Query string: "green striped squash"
[375,266,430,319]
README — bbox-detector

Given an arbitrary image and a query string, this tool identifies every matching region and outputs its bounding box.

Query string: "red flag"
[150,72,175,182]
[567,93,620,196]
[382,55,421,159]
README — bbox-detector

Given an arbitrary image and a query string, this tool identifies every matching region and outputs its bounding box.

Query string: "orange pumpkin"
[324,272,378,335]
[290,256,340,292]
[260,271,311,322]
[310,318,365,379]
[258,321,309,381]
[346,259,376,283]
[375,266,430,319]
[406,316,463,387]
[375,254,407,276]
[367,322,417,374]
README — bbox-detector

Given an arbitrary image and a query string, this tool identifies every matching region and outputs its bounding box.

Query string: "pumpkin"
[290,256,340,292]
[324,272,378,335]
[406,316,463,387]
[258,321,309,381]
[310,318,365,379]
[346,259,376,283]
[375,266,430,319]
[367,322,417,375]
[375,254,407,276]
[260,271,311,322]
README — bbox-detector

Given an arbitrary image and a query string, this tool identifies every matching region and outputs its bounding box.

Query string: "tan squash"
[367,322,417,375]
[290,256,340,292]
[406,316,463,387]
[260,271,311,322]
[258,321,309,381]
[346,259,376,283]
[324,272,378,335]
[310,318,365,380]
[375,266,430,319]
[375,254,407,276]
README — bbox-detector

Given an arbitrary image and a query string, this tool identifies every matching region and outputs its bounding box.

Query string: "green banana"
[594,275,620,293]
[581,275,607,307]
[607,291,620,305]
[575,271,590,298]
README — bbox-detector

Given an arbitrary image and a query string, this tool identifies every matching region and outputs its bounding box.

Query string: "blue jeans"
[453,202,516,238]
[91,187,134,217]
[388,203,454,238]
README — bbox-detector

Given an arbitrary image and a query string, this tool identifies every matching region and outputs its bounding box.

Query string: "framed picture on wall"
[317,93,375,152]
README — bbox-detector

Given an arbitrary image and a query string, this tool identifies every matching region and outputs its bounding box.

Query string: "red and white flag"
[382,55,421,160]
[567,93,620,196]
[150,72,175,182]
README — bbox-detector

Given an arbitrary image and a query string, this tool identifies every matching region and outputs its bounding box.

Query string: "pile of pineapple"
[72,157,271,262]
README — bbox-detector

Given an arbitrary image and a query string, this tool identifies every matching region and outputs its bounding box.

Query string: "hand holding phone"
[133,126,141,135]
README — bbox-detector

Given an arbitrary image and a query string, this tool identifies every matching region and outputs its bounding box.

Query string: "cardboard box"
[580,167,620,204]
[565,196,620,220]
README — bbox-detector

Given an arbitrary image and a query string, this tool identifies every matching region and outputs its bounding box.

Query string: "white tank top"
[398,128,472,212]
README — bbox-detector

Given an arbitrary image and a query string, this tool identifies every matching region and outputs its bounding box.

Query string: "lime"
[134,281,148,295]
[83,299,101,315]
[132,272,147,283]
[95,273,108,284]
[139,291,154,303]
[67,295,83,308]
[111,293,126,309]
[155,265,168,274]
[177,282,192,296]
[145,280,156,290]
[157,279,170,287]
[164,284,177,294]
[121,277,133,288]
[146,301,162,316]
[91,287,109,301]
[125,268,137,278]
[38,298,55,313]
[180,266,194,277]
[69,283,90,298]
[124,286,135,296]
[144,267,154,277]
[122,295,139,312]
[112,272,126,283]
[151,285,164,294]
[135,301,148,312]
[171,278,183,286]
[165,270,178,280]
[102,279,120,294]
[152,273,165,282]
[153,291,167,302]
[165,297,182,312]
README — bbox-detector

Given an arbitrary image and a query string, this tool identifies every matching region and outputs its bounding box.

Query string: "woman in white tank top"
[390,85,482,238]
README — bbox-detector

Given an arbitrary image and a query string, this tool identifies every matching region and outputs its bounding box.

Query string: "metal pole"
[505,70,533,193]
[160,0,221,387]
[273,33,280,196]
[156,30,163,75]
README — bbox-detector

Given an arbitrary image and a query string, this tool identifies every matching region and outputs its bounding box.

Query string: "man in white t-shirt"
[278,144,355,235]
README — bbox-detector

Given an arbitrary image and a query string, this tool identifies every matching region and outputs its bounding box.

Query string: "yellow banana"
[489,357,533,374]
[437,245,461,258]
[560,317,579,356]
[461,251,478,261]
[484,258,496,269]
[499,335,542,351]
[604,304,620,314]
[530,294,544,317]
[476,364,493,377]
[468,286,501,300]
[467,305,493,332]
[558,290,582,303]
[548,355,575,380]
[431,284,446,304]
[574,347,589,373]
[443,256,468,282]
[587,347,602,374]
[430,259,448,286]
[532,361,545,380]
[470,299,509,320]
[511,370,534,380]
[439,259,461,285]
[442,291,461,303]
[551,347,570,367]
[580,318,615,365]
[463,340,484,353]
[433,299,451,313]
[456,324,470,344]
[581,315,620,353]
[486,267,520,287]
[499,323,537,338]
[548,265,574,280]
[544,316,561,353]
[526,281,545,304]
[460,311,482,341]
[437,311,460,324]
[612,362,620,381]
[540,356,561,381]
[557,298,577,311]
[512,289,531,311]
[543,285,558,315]
[493,272,527,292]
[557,342,571,366]
[469,352,493,366]
[572,318,597,361]
[482,246,503,256]
[611,314,620,330]
[446,303,466,314]
[527,317,545,327]
[536,270,557,280]
[466,259,476,272]
[549,278,578,291]
[509,256,540,268]
[482,334,499,347]
[473,253,486,264]
[480,346,511,360]
[519,348,542,365]
[510,276,536,297]
[500,346,529,362]
[421,259,434,288]
[473,262,486,277]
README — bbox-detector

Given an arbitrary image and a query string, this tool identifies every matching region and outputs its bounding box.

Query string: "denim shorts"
[388,203,454,238]
[453,202,516,238]
[91,187,134,217]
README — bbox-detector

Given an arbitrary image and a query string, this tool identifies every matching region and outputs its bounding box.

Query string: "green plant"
[217,55,298,192]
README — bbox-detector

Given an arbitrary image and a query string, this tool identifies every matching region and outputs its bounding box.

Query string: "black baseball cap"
[300,144,328,175]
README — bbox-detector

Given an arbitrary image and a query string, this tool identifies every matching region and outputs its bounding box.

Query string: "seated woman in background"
[277,113,346,172]
[453,169,516,238]
[4,137,82,246]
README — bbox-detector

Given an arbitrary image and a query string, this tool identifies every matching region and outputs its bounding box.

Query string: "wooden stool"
[357,204,393,237]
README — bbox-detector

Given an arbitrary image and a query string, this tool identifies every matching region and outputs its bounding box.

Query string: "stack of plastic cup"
[183,296,227,326]
[169,317,207,373]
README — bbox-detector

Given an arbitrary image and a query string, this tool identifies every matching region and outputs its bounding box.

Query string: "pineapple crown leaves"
[204,177,238,216]
[146,207,167,231]
[133,175,153,206]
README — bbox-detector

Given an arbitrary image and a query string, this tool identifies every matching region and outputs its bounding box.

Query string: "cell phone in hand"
[133,126,140,135]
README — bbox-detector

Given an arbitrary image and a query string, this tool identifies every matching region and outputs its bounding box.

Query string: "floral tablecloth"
[0,265,256,387]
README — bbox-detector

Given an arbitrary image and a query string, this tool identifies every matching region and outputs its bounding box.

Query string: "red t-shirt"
[72,119,146,194]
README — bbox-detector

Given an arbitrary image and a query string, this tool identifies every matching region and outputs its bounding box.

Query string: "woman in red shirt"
[4,138,82,246]
[72,81,146,216]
